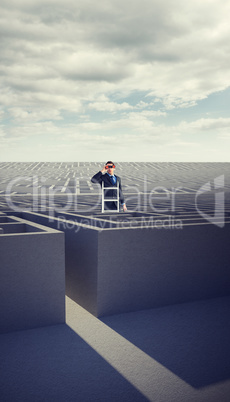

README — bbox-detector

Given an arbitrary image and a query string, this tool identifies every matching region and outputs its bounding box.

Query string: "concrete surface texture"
[0,162,230,401]
[97,222,230,316]
[0,296,230,401]
[14,210,230,317]
[0,216,65,333]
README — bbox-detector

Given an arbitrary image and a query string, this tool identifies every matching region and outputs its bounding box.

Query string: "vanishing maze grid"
[0,162,230,225]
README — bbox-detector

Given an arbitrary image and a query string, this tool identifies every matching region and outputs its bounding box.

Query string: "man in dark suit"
[91,161,127,211]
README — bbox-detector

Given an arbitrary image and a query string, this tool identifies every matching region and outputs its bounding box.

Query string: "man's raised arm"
[91,165,107,183]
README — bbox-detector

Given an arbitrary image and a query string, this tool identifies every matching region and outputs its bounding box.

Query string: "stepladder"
[101,181,119,213]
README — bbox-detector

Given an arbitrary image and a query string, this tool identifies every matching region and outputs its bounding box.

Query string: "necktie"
[110,176,115,185]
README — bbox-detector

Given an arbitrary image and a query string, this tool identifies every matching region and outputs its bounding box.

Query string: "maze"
[0,162,230,218]
[1,162,230,318]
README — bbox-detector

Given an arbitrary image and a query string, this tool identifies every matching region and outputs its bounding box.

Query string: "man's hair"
[106,161,114,165]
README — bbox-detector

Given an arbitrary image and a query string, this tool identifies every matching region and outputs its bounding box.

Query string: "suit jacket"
[91,171,125,210]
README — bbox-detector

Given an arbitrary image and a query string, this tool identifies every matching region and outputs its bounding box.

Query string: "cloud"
[0,127,6,137]
[57,51,133,83]
[8,107,63,122]
[88,94,134,112]
[0,114,229,162]
[0,0,230,161]
[1,0,230,110]
[178,117,230,131]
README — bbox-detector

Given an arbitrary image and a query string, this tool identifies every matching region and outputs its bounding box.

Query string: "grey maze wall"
[9,210,230,317]
[0,214,65,333]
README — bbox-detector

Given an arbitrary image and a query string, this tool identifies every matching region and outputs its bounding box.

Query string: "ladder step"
[103,199,119,201]
[103,187,118,190]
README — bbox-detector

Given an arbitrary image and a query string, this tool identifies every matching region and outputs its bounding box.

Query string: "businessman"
[91,161,127,211]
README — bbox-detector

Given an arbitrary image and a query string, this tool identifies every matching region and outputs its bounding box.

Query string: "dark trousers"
[104,201,119,210]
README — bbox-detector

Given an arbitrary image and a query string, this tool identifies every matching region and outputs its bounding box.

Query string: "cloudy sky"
[0,0,230,162]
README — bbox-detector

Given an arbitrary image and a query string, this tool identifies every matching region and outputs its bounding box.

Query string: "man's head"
[105,161,115,175]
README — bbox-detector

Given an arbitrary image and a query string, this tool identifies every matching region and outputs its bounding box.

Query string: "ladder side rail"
[102,181,104,213]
